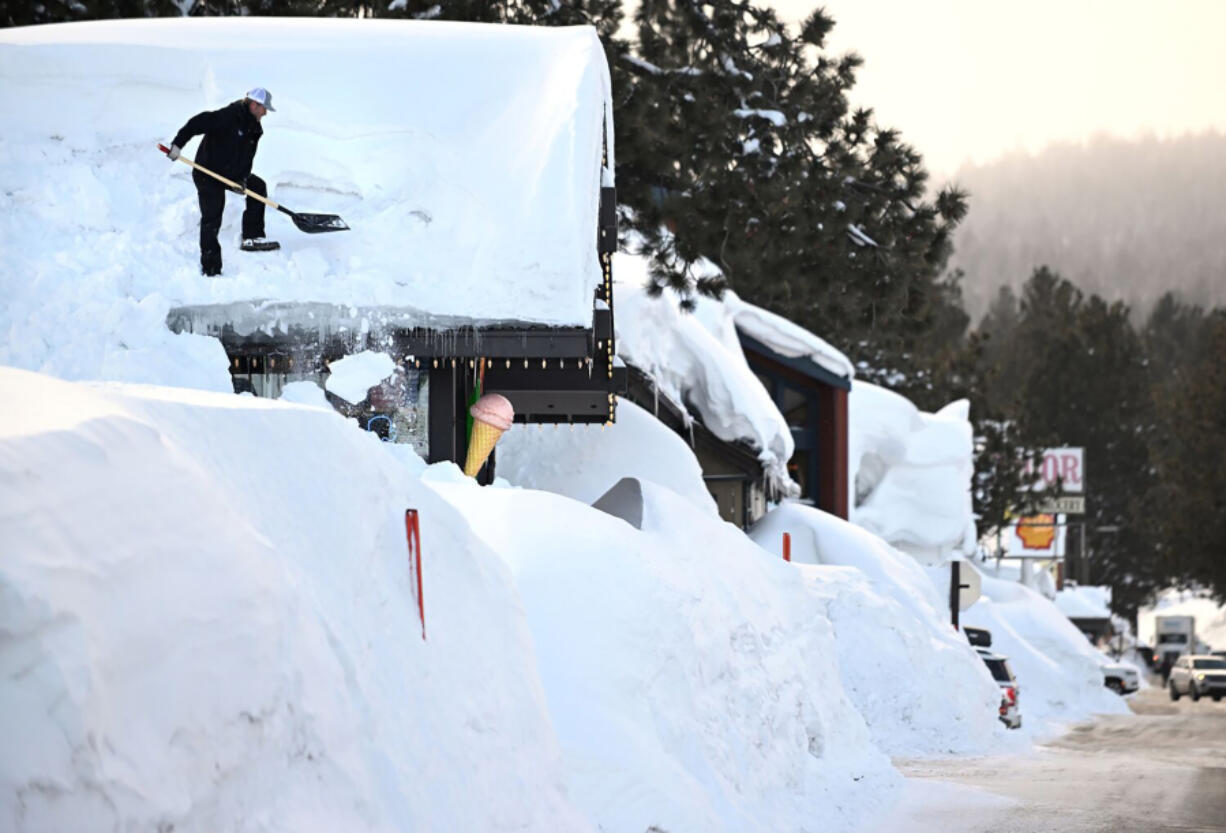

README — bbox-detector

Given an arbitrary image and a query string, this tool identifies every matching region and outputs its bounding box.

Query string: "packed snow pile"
[0,18,612,387]
[750,504,1007,756]
[497,398,717,516]
[430,476,897,833]
[1139,589,1226,651]
[613,253,796,493]
[0,368,590,833]
[960,568,1128,736]
[848,381,977,564]
[2,367,916,833]
[1055,583,1112,620]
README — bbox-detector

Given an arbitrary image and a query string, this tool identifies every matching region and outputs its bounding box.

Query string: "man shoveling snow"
[166,87,281,276]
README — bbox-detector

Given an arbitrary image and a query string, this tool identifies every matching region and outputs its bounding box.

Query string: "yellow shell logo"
[1016,514,1057,549]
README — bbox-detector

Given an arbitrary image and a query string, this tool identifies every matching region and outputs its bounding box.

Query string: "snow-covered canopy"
[722,291,854,381]
[0,19,612,340]
[612,253,796,495]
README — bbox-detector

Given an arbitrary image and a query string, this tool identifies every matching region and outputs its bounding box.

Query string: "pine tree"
[1143,298,1225,599]
[617,0,968,382]
[3,0,180,27]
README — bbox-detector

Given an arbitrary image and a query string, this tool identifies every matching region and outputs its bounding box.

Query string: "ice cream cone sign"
[464,393,515,478]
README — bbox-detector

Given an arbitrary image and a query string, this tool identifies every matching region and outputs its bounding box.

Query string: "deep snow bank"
[750,504,1007,756]
[497,398,718,516]
[959,570,1128,736]
[848,381,977,564]
[429,477,897,833]
[0,18,611,387]
[0,368,590,833]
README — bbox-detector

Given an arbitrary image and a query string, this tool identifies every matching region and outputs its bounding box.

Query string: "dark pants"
[194,172,268,275]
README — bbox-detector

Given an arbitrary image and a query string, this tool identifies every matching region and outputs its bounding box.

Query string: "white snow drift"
[0,368,590,833]
[849,381,978,564]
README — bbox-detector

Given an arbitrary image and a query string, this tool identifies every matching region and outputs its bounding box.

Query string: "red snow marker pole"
[405,509,425,640]
[782,532,792,562]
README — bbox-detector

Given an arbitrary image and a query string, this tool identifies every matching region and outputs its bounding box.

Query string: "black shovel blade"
[291,212,350,234]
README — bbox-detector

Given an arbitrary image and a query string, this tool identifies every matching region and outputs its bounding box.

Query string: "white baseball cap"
[246,87,275,112]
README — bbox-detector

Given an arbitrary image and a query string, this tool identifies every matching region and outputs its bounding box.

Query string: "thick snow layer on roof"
[958,566,1128,737]
[721,290,854,380]
[0,18,611,383]
[849,380,977,563]
[1055,584,1113,620]
[750,504,1007,756]
[613,255,796,493]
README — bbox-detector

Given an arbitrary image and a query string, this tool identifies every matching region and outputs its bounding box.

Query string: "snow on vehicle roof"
[0,18,612,363]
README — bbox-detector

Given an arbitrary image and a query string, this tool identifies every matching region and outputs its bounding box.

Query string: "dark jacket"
[172,100,263,183]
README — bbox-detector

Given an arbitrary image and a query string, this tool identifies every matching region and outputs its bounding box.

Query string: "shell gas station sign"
[1003,448,1084,556]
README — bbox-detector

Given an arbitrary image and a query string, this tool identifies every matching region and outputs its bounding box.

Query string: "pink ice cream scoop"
[470,393,515,430]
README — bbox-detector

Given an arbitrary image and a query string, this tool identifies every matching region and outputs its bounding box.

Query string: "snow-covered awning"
[612,253,797,496]
[724,294,854,383]
[0,19,613,329]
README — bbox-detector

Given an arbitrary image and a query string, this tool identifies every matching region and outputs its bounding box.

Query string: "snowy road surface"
[864,685,1226,832]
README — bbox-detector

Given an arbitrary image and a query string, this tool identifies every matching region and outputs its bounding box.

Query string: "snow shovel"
[157,143,349,234]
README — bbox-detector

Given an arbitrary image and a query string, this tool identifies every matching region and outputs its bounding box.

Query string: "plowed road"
[867,685,1226,832]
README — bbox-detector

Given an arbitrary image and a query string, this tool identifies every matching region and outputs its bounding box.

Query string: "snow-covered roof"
[0,19,612,335]
[723,293,854,381]
[612,253,797,496]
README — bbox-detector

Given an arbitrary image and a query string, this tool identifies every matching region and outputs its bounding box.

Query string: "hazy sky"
[771,0,1226,177]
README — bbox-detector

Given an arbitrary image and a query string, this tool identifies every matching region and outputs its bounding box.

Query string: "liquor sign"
[1026,447,1085,494]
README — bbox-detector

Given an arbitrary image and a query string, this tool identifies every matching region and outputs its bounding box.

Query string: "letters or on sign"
[1025,447,1085,494]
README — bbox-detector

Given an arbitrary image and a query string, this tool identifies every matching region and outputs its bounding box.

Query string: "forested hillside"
[949,132,1226,319]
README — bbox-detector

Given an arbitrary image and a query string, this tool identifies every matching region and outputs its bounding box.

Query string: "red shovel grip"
[157,143,170,154]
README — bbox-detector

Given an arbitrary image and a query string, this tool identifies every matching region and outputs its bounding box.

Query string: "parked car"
[1167,655,1226,702]
[977,647,1022,729]
[1101,662,1140,695]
